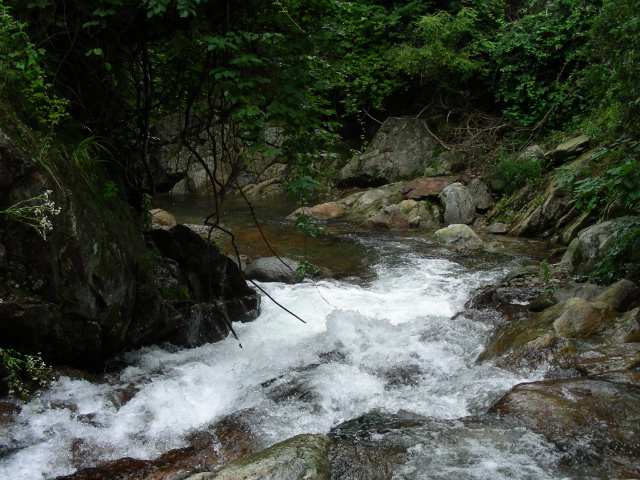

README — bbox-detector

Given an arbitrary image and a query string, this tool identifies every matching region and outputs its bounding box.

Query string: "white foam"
[0,251,548,479]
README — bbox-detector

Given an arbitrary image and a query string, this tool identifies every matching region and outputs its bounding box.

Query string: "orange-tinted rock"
[57,418,259,480]
[288,203,344,220]
[150,208,179,228]
[400,176,458,200]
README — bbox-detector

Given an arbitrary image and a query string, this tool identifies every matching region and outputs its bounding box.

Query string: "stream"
[1,195,574,479]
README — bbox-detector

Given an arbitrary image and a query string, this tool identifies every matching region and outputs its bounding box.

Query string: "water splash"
[0,247,549,479]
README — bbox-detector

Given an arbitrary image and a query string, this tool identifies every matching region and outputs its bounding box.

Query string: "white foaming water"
[0,247,550,479]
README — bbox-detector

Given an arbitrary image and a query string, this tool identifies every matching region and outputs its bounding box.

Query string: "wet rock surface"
[56,418,260,480]
[327,410,629,479]
[243,256,305,284]
[489,372,640,478]
[130,225,261,348]
[434,224,484,249]
[477,277,640,373]
[193,434,331,480]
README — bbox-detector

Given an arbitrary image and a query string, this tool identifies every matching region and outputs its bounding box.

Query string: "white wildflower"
[0,189,62,240]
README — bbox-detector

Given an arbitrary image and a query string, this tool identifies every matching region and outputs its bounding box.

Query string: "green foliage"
[322,0,435,115]
[555,136,640,213]
[0,4,67,127]
[103,180,119,200]
[0,347,51,400]
[60,136,117,195]
[486,0,599,128]
[393,8,481,92]
[540,259,550,283]
[581,0,640,134]
[491,152,547,194]
[296,259,320,278]
[293,213,323,238]
[589,218,640,285]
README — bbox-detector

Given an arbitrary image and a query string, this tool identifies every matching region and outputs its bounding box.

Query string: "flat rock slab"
[401,176,459,200]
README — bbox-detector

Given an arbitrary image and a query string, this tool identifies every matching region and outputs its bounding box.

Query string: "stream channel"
[1,195,584,479]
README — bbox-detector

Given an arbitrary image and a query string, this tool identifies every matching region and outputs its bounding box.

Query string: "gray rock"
[207,434,331,480]
[561,217,639,275]
[478,278,640,374]
[546,135,590,163]
[423,150,466,176]
[434,224,484,249]
[517,144,545,160]
[440,182,476,225]
[466,178,494,211]
[508,180,575,237]
[487,222,509,234]
[362,204,410,230]
[244,256,303,284]
[338,117,438,187]
[335,183,404,222]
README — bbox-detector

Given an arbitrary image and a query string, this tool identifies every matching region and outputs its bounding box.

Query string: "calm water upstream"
[1,195,573,479]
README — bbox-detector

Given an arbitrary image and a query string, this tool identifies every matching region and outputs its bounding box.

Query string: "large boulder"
[561,217,640,276]
[478,279,640,374]
[244,256,304,284]
[131,225,261,349]
[337,117,438,187]
[434,224,484,249]
[0,130,259,369]
[440,182,476,225]
[488,372,640,472]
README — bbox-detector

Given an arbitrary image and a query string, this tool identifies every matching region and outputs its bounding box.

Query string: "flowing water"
[0,196,572,479]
